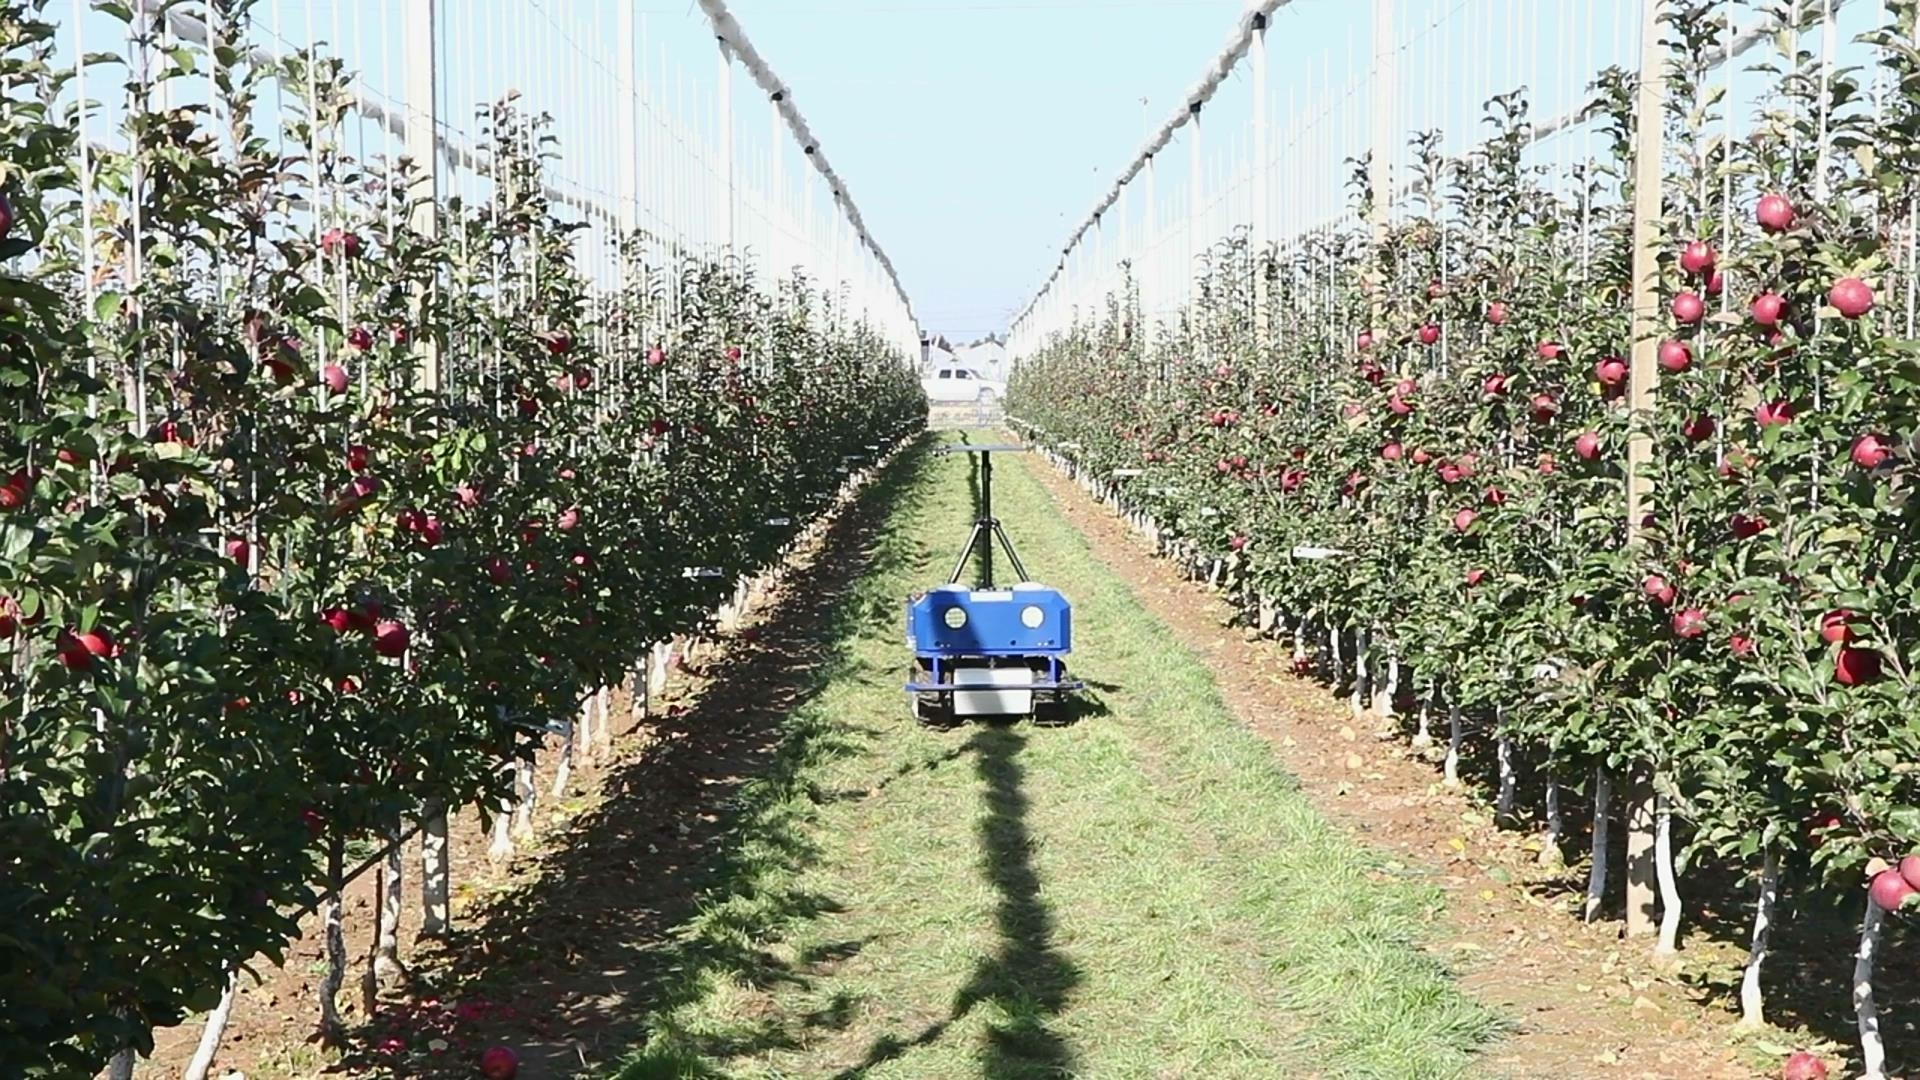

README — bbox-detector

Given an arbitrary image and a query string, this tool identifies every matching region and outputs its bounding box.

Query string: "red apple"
[224,536,251,564]
[1756,193,1796,233]
[1465,568,1487,586]
[1594,356,1627,387]
[1754,399,1795,427]
[1822,609,1855,644]
[1899,855,1920,890]
[1643,575,1677,606]
[346,326,373,352]
[372,620,410,658]
[1417,323,1441,345]
[485,557,512,585]
[480,1045,520,1080]
[1781,1050,1827,1080]
[1410,448,1432,465]
[557,506,581,531]
[1657,341,1691,372]
[1730,513,1768,539]
[647,346,667,366]
[1355,330,1375,351]
[1837,646,1882,687]
[1730,634,1756,658]
[1537,452,1557,474]
[1870,867,1914,910]
[1483,373,1509,396]
[0,193,13,241]
[1751,292,1787,327]
[517,397,539,419]
[1852,434,1891,470]
[1486,302,1509,325]
[1672,608,1707,638]
[320,227,362,259]
[1679,240,1716,275]
[1388,395,1413,416]
[1529,393,1559,423]
[1380,442,1404,461]
[1451,508,1477,533]
[1671,292,1705,324]
[1426,280,1445,300]
[1830,276,1874,318]
[321,607,353,634]
[1537,341,1564,360]
[321,363,350,394]
[546,331,574,356]
[346,444,371,472]
[1573,431,1602,461]
[1683,414,1716,443]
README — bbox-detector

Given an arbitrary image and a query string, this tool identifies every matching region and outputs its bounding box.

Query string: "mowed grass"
[611,436,1498,1079]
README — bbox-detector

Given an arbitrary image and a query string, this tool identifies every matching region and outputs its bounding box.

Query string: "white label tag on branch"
[683,567,725,579]
[764,517,792,527]
[1112,468,1143,478]
[1291,545,1346,560]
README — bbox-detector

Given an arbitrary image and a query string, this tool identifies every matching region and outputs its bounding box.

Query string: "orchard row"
[0,3,923,1074]
[1012,2,1920,1074]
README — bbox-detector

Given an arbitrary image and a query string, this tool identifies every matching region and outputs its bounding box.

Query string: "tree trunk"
[1412,694,1433,750]
[374,837,407,984]
[1350,626,1370,717]
[1443,696,1462,788]
[420,803,450,939]
[1856,898,1888,1080]
[1655,793,1683,954]
[318,836,347,1045]
[182,969,239,1080]
[1584,767,1611,923]
[1540,774,1564,867]
[550,717,574,797]
[1495,723,1516,823]
[1739,853,1779,1028]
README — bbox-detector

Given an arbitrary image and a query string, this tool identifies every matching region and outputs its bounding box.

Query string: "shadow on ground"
[830,723,1082,1080]
[343,442,936,1078]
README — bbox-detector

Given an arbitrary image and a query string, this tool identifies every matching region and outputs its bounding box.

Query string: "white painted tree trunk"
[1373,650,1398,721]
[1443,697,1463,787]
[374,838,406,983]
[1655,794,1682,954]
[1541,775,1564,867]
[420,804,450,938]
[182,968,238,1080]
[1350,626,1370,717]
[1328,624,1343,687]
[1495,720,1515,822]
[1292,616,1309,665]
[1739,853,1779,1028]
[511,758,536,838]
[106,1049,134,1080]
[1584,768,1612,923]
[551,718,575,797]
[597,685,613,753]
[1856,899,1889,1079]
[576,694,595,763]
[1412,695,1433,749]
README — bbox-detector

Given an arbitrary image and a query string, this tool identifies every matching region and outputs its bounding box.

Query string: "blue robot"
[905,443,1082,724]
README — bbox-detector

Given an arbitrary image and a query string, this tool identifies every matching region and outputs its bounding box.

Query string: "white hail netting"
[1016,0,1293,328]
[695,0,918,332]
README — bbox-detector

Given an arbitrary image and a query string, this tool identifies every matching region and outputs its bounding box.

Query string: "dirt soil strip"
[1022,455,1765,1080]
[135,450,913,1080]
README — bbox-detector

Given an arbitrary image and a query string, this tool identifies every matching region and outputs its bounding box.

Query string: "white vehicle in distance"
[922,365,1007,405]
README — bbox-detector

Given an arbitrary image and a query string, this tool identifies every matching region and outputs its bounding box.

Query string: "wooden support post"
[1623,0,1668,940]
